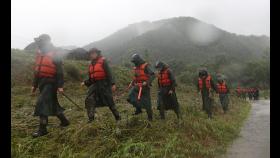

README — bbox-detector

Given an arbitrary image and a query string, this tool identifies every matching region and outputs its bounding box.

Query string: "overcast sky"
[11,0,270,49]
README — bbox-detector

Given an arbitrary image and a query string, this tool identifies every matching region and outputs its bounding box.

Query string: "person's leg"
[219,95,226,112]
[205,96,213,119]
[157,91,161,111]
[174,105,181,119]
[145,106,153,121]
[57,112,70,127]
[224,95,229,112]
[219,94,223,106]
[32,115,48,138]
[171,92,181,119]
[221,95,227,113]
[85,94,96,123]
[128,87,142,115]
[158,91,165,119]
[201,94,206,111]
[109,104,121,121]
[159,104,165,119]
[135,105,142,115]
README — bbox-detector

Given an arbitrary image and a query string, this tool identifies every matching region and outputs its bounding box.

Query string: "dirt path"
[221,100,270,158]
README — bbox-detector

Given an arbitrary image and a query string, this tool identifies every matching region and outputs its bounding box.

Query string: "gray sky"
[11,0,270,49]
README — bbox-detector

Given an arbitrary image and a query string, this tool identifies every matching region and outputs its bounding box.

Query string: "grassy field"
[11,50,251,158]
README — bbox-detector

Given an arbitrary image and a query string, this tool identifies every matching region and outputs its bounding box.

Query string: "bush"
[64,64,82,81]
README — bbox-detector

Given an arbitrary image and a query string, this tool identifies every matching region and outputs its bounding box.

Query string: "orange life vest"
[133,63,149,83]
[89,56,106,80]
[217,82,228,93]
[34,51,56,78]
[198,75,211,90]
[158,68,172,86]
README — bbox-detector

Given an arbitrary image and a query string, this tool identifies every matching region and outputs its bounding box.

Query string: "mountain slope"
[83,17,269,64]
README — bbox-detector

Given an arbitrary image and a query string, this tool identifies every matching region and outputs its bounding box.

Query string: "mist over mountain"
[23,42,78,56]
[83,17,269,64]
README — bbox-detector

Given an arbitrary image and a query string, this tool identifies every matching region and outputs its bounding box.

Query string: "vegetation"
[11,49,253,158]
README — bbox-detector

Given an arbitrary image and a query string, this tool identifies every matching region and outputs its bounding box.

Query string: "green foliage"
[11,49,35,86]
[239,49,270,88]
[64,64,82,81]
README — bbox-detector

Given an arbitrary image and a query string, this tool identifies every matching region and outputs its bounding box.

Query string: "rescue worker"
[241,88,246,100]
[197,69,217,119]
[216,77,230,113]
[81,48,121,123]
[254,87,259,100]
[236,86,242,98]
[243,88,248,100]
[248,88,253,100]
[127,53,155,121]
[31,34,70,138]
[155,61,181,119]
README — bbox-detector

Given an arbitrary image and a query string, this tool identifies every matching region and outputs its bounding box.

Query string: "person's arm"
[168,69,176,89]
[197,79,200,92]
[210,78,217,92]
[32,73,39,88]
[144,65,155,86]
[83,72,92,87]
[103,59,115,85]
[226,83,230,93]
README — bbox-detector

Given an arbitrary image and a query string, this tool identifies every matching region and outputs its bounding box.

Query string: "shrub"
[64,64,82,81]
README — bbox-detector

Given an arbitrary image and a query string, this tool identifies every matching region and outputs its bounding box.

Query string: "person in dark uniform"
[248,88,253,100]
[216,77,230,113]
[31,34,70,138]
[236,86,242,98]
[253,87,259,100]
[155,61,181,119]
[197,68,217,119]
[81,48,121,123]
[127,53,155,121]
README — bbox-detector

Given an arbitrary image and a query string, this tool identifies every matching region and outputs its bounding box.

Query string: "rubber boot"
[175,110,181,120]
[109,106,121,121]
[208,113,213,119]
[57,113,70,127]
[147,108,153,121]
[32,116,48,138]
[133,106,142,115]
[160,108,165,120]
[87,106,95,123]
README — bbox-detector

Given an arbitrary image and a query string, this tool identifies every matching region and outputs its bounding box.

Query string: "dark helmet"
[217,73,224,82]
[155,60,165,70]
[34,34,53,53]
[198,68,208,77]
[34,34,51,43]
[216,73,222,78]
[131,53,142,63]
[217,77,223,82]
[88,47,101,55]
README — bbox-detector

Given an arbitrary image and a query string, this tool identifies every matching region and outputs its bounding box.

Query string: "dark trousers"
[85,94,120,121]
[201,92,213,118]
[219,93,229,112]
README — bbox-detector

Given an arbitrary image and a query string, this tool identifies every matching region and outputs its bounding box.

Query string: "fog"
[11,0,270,49]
